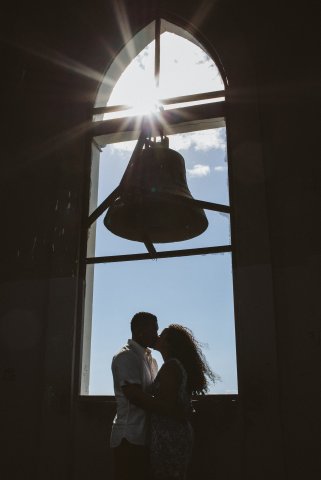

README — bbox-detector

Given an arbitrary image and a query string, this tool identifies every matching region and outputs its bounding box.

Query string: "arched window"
[81,19,237,396]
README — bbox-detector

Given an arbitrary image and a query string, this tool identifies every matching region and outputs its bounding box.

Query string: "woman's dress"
[150,358,194,480]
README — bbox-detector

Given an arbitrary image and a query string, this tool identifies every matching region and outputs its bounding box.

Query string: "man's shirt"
[110,339,158,447]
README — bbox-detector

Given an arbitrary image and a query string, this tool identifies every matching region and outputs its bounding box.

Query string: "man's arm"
[122,362,182,416]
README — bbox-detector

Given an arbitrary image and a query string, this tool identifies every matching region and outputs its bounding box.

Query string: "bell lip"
[103,196,208,243]
[104,223,208,243]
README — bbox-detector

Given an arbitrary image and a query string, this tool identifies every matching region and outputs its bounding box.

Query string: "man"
[111,312,159,480]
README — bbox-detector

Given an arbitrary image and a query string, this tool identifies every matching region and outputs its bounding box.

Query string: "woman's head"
[157,324,217,395]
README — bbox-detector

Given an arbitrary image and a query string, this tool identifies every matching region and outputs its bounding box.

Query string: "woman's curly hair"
[164,324,218,395]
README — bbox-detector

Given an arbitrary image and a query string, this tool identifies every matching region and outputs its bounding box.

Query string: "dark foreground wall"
[1,1,320,479]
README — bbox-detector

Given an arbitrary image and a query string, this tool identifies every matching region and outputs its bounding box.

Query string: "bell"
[104,139,208,243]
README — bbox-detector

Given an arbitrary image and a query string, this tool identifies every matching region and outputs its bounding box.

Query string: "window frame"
[79,20,237,397]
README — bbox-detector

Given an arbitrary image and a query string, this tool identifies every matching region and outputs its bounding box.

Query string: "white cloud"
[214,165,227,172]
[187,164,210,178]
[169,129,225,152]
[107,128,226,155]
[109,140,137,154]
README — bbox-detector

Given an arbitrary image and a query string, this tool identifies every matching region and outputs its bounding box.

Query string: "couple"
[111,312,215,480]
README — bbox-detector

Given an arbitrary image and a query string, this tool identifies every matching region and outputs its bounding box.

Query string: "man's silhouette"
[111,312,159,480]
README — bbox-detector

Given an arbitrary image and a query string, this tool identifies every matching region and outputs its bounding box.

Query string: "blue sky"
[87,32,238,394]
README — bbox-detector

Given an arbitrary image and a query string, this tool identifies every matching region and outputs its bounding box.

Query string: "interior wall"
[1,1,320,479]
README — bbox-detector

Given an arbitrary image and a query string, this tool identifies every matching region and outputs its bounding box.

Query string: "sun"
[129,85,161,117]
[104,32,224,123]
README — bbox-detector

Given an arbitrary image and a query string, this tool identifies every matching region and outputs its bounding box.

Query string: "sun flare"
[129,86,162,117]
[104,32,223,124]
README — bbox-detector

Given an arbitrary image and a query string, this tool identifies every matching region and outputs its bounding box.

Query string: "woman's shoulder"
[160,358,185,379]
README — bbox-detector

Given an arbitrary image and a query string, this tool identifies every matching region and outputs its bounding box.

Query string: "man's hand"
[121,383,145,406]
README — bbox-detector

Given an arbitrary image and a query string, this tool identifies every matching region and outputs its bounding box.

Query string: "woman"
[149,324,217,480]
[125,324,216,479]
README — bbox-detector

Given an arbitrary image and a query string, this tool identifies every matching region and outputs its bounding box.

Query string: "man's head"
[131,312,159,348]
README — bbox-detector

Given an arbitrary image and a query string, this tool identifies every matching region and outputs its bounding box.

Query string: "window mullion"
[92,101,226,148]
[92,90,225,116]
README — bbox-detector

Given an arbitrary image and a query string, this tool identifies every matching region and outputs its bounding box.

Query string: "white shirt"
[110,339,158,447]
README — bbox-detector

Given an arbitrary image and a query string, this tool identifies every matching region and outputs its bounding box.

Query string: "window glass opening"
[88,253,237,395]
[81,20,237,397]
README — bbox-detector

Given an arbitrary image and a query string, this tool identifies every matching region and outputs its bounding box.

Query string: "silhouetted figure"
[110,312,159,480]
[124,324,216,480]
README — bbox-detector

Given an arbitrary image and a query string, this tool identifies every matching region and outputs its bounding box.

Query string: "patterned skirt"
[150,414,194,480]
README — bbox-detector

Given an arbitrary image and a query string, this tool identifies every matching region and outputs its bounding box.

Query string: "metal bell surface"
[104,141,208,243]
